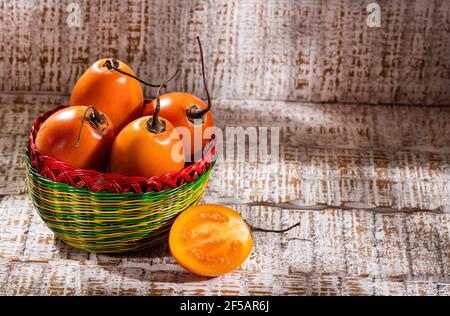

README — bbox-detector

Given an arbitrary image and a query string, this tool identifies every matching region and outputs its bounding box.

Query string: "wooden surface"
[0,95,449,296]
[1,0,450,105]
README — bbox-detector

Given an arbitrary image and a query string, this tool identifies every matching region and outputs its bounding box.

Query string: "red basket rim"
[27,105,216,194]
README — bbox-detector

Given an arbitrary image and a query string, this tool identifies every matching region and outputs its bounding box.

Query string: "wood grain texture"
[0,197,449,295]
[0,0,449,105]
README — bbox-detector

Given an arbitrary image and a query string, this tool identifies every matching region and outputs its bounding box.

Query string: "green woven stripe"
[25,156,213,253]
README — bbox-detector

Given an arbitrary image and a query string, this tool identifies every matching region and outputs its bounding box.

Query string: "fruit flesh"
[169,204,253,277]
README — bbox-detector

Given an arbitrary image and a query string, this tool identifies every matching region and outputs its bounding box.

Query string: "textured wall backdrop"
[0,0,449,105]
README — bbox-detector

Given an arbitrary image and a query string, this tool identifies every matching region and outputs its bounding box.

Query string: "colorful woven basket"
[25,106,215,253]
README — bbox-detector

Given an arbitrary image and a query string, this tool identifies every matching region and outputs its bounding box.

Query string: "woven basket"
[25,106,215,253]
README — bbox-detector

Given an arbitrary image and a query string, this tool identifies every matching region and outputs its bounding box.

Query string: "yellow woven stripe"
[52,224,170,240]
[28,183,186,207]
[27,179,207,211]
[30,182,207,223]
[39,209,178,230]
[62,235,168,253]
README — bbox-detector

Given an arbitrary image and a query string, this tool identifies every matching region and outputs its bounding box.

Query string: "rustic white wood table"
[0,94,449,296]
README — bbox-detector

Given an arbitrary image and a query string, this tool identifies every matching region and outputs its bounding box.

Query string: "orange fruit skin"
[169,204,253,277]
[110,116,185,178]
[35,106,115,171]
[143,92,215,161]
[70,58,144,134]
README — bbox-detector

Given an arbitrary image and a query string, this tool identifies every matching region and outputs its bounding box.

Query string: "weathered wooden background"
[1,0,449,104]
[0,0,449,296]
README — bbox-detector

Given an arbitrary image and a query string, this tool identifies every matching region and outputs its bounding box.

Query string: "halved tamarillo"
[143,37,215,161]
[110,70,185,178]
[35,106,115,171]
[169,204,253,277]
[70,58,155,133]
[169,203,310,277]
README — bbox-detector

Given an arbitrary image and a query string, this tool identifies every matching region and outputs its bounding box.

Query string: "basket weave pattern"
[25,106,214,253]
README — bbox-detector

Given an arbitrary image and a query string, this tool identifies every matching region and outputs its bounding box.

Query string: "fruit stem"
[245,220,311,240]
[76,106,105,147]
[103,58,162,88]
[186,36,212,121]
[147,68,181,134]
